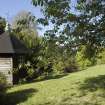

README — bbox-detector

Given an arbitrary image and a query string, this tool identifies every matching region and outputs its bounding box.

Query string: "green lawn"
[4,65,105,105]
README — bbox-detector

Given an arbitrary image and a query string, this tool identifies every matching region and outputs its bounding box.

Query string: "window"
[19,56,24,64]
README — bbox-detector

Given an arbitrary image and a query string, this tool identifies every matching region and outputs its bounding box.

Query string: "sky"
[0,0,43,19]
[0,0,77,35]
[0,0,44,35]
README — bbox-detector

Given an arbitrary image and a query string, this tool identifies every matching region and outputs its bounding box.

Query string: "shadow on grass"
[23,74,69,84]
[33,74,68,83]
[1,88,37,105]
[80,75,105,92]
[77,75,105,105]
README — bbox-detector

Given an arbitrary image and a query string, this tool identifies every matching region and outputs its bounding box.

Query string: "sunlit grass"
[5,64,105,105]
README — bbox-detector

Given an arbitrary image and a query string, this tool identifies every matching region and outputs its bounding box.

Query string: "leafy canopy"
[0,17,6,34]
[32,0,105,48]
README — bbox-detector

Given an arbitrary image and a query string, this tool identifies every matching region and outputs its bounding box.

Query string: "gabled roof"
[0,32,30,54]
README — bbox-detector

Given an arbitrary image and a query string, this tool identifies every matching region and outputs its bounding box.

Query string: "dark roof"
[0,32,30,54]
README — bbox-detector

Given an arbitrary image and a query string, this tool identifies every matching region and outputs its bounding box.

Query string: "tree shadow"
[78,75,105,105]
[1,88,37,105]
[33,74,68,83]
[80,75,105,92]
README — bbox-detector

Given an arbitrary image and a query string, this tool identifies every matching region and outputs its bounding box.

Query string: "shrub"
[52,57,78,74]
[76,45,97,70]
[0,72,7,101]
[53,60,65,74]
[13,63,45,83]
[0,72,7,91]
[97,49,105,64]
[64,63,78,73]
[13,63,32,84]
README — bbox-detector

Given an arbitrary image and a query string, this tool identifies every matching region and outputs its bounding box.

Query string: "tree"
[32,0,105,48]
[12,11,37,30]
[0,17,6,34]
[31,0,105,66]
[11,11,43,82]
[12,11,39,48]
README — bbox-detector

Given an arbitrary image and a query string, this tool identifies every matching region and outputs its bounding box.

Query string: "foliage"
[0,17,6,34]
[76,45,97,70]
[10,0,105,84]
[97,48,105,65]
[11,11,44,83]
[0,72,7,103]
[76,45,105,70]
[31,1,105,70]
[0,72,7,90]
[12,11,37,32]
[13,64,35,83]
[32,0,105,48]
[40,35,79,74]
[12,11,39,48]
[10,0,105,83]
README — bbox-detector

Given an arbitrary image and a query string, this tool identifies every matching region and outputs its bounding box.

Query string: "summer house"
[0,32,29,85]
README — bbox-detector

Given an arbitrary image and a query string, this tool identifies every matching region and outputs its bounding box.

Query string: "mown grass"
[2,64,105,105]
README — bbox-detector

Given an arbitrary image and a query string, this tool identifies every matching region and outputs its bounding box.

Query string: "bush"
[0,73,7,105]
[53,60,65,74]
[52,57,78,74]
[13,64,32,84]
[0,72,7,91]
[13,63,46,83]
[97,49,105,64]
[76,45,97,70]
[64,63,78,73]
[0,72,7,100]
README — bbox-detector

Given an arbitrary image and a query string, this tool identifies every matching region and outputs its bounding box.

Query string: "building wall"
[0,57,13,85]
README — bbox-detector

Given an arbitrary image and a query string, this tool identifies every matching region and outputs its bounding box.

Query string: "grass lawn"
[3,64,105,105]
